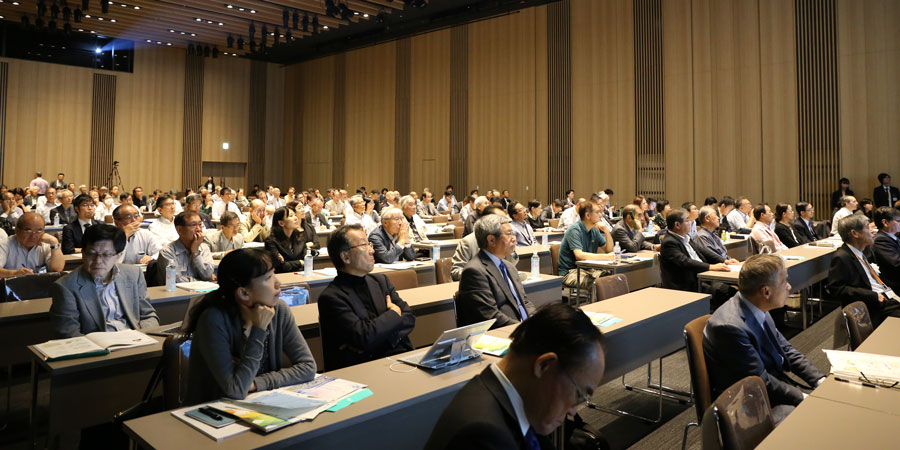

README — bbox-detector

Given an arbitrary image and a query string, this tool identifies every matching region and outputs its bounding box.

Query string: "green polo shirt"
[558,220,606,276]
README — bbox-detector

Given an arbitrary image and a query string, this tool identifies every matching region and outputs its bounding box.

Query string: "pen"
[199,407,222,421]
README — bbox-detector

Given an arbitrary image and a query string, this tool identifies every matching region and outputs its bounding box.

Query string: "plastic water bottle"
[432,246,440,263]
[721,230,727,241]
[304,249,314,277]
[541,232,548,247]
[531,252,540,277]
[165,261,176,291]
[53,213,59,226]
[613,242,622,264]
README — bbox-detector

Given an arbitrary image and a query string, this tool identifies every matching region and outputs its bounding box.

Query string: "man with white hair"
[306,197,332,230]
[557,197,585,229]
[267,187,285,209]
[830,195,858,236]
[463,196,491,237]
[344,195,378,235]
[452,206,518,281]
[400,196,429,242]
[324,189,344,216]
[368,207,415,263]
[240,199,270,243]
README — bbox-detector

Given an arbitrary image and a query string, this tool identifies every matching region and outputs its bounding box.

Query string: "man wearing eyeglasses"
[49,224,158,338]
[155,212,215,283]
[872,207,900,294]
[0,212,64,278]
[112,204,161,265]
[368,207,415,264]
[61,194,101,255]
[425,304,606,450]
[317,224,416,370]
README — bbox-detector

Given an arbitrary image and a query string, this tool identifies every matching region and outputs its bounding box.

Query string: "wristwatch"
[49,243,60,250]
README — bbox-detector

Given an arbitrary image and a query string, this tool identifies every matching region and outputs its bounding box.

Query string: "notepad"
[473,335,512,356]
[583,311,623,327]
[176,281,220,292]
[34,329,157,361]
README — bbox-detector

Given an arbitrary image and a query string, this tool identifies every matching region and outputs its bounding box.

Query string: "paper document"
[242,242,264,248]
[728,264,743,272]
[288,375,367,403]
[34,329,157,361]
[583,311,623,327]
[473,335,512,356]
[823,349,900,387]
[375,261,426,270]
[312,268,338,277]
[226,391,328,421]
[176,281,220,292]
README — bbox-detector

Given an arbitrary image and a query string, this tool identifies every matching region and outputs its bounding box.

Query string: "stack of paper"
[583,311,623,327]
[176,281,220,292]
[473,335,512,356]
[823,349,900,387]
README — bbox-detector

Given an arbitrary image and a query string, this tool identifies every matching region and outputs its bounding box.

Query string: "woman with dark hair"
[831,177,854,212]
[773,203,801,248]
[264,207,318,273]
[185,249,316,404]
[203,176,215,192]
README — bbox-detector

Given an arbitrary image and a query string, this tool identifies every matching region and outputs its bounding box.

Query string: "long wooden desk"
[575,250,661,293]
[756,396,898,448]
[723,237,751,261]
[275,263,436,302]
[123,287,707,450]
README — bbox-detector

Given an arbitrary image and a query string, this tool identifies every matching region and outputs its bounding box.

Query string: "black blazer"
[826,244,890,325]
[703,294,825,407]
[317,272,415,371]
[49,205,76,226]
[831,188,853,211]
[368,225,415,264]
[873,185,900,208]
[659,233,710,292]
[263,225,317,273]
[791,218,817,244]
[457,251,536,329]
[611,221,652,253]
[873,231,900,293]
[774,222,801,248]
[198,212,214,230]
[424,367,555,450]
[61,219,101,254]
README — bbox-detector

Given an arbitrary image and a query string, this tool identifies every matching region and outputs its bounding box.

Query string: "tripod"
[106,161,123,192]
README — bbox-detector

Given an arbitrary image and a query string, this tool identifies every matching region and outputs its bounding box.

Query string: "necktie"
[525,427,541,450]
[498,262,528,321]
[853,252,886,286]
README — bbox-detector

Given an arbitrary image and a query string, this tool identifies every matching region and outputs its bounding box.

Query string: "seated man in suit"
[203,211,244,260]
[692,206,740,265]
[155,212,215,283]
[716,197,735,227]
[49,189,76,226]
[830,195,857,235]
[457,213,536,329]
[400,196,430,243]
[62,193,100,254]
[773,203,802,248]
[749,204,788,252]
[659,209,731,308]
[827,213,900,326]
[611,204,654,253]
[558,201,614,291]
[0,212,65,277]
[872,207,900,293]
[873,173,900,208]
[463,196,491,237]
[318,224,415,370]
[49,224,159,338]
[368,207,415,263]
[451,206,518,281]
[704,254,825,423]
[417,191,438,219]
[424,303,606,450]
[112,204,161,265]
[726,197,752,233]
[539,199,564,225]
[792,202,818,244]
[508,201,537,247]
[306,197,331,230]
[240,199,270,244]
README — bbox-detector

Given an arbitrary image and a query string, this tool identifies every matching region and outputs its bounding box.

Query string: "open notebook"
[33,329,158,361]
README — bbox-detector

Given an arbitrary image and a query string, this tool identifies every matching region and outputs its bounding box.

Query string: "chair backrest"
[549,218,560,228]
[448,220,464,228]
[842,301,874,351]
[104,215,114,224]
[432,215,449,224]
[162,334,192,410]
[450,214,460,221]
[435,257,453,284]
[701,405,723,450]
[453,226,464,239]
[549,243,561,276]
[382,269,418,290]
[684,314,713,423]
[712,376,775,450]
[594,274,629,301]
[1,272,64,302]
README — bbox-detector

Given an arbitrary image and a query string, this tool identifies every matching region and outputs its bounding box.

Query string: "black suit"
[611,221,652,252]
[49,205,76,226]
[873,231,900,293]
[457,251,536,329]
[61,219,100,254]
[263,225,317,273]
[791,218,817,244]
[774,222,801,248]
[198,212,214,230]
[424,367,555,450]
[826,244,900,326]
[317,272,415,371]
[873,185,900,208]
[703,294,825,407]
[368,225,415,263]
[659,234,711,292]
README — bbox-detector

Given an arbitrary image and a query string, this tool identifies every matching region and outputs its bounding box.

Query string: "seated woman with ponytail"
[264,206,318,273]
[185,248,317,404]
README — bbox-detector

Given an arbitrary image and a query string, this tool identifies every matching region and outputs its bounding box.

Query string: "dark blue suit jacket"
[368,225,415,264]
[61,219,101,255]
[703,294,824,407]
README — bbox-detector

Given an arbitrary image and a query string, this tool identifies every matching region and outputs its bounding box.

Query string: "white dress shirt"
[831,208,854,235]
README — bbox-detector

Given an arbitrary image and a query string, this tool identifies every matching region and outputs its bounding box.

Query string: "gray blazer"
[457,251,535,329]
[611,220,653,252]
[203,229,245,260]
[49,264,160,338]
[451,233,519,281]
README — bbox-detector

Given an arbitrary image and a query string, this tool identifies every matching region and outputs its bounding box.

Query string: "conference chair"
[382,269,418,291]
[450,214,459,221]
[550,243,560,276]
[434,257,453,285]
[448,220,464,229]
[594,274,629,301]
[453,226,464,239]
[842,301,874,351]
[549,218,560,228]
[432,216,449,224]
[682,314,713,450]
[113,334,191,425]
[703,376,775,450]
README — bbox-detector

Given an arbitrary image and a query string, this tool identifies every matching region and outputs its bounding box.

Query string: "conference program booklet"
[33,329,158,361]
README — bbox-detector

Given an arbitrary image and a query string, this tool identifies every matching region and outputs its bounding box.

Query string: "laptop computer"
[145,285,310,336]
[397,319,496,370]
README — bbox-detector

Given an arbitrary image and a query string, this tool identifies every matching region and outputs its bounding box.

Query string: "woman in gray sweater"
[185,248,317,404]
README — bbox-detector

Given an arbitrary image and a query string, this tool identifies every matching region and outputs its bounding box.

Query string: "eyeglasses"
[563,370,593,407]
[118,214,142,221]
[84,251,118,260]
[499,230,516,237]
[17,229,45,235]
[182,222,203,228]
[348,241,373,250]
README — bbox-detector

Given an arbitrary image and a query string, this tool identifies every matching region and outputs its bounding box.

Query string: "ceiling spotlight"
[94,46,101,53]
[363,13,368,18]
[134,5,139,9]
[226,4,232,8]
[166,42,172,46]
[249,9,255,14]
[145,39,150,42]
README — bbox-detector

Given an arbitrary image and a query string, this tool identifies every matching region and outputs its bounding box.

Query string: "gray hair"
[841,195,856,207]
[185,194,202,205]
[381,207,404,222]
[349,195,365,207]
[475,213,512,249]
[698,206,717,225]
[837,213,869,242]
[400,195,417,208]
[473,196,490,210]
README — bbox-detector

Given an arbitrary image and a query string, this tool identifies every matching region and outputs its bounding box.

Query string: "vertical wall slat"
[332,53,347,189]
[394,39,412,194]
[0,62,6,183]
[246,61,268,191]
[548,0,572,202]
[449,25,468,195]
[90,73,117,189]
[634,0,664,200]
[181,55,203,191]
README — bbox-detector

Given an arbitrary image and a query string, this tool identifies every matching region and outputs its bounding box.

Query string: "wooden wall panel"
[468,8,542,203]
[264,63,288,189]
[838,0,900,201]
[410,29,451,195]
[662,0,695,205]
[246,60,268,190]
[634,0,665,200]
[547,0,572,203]
[344,42,396,191]
[0,63,7,181]
[115,45,184,193]
[90,74,117,188]
[394,39,412,194]
[297,56,335,191]
[449,25,469,196]
[201,56,250,164]
[281,64,303,191]
[533,5,550,205]
[570,0,635,204]
[332,53,346,189]
[2,59,93,189]
[181,54,204,191]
